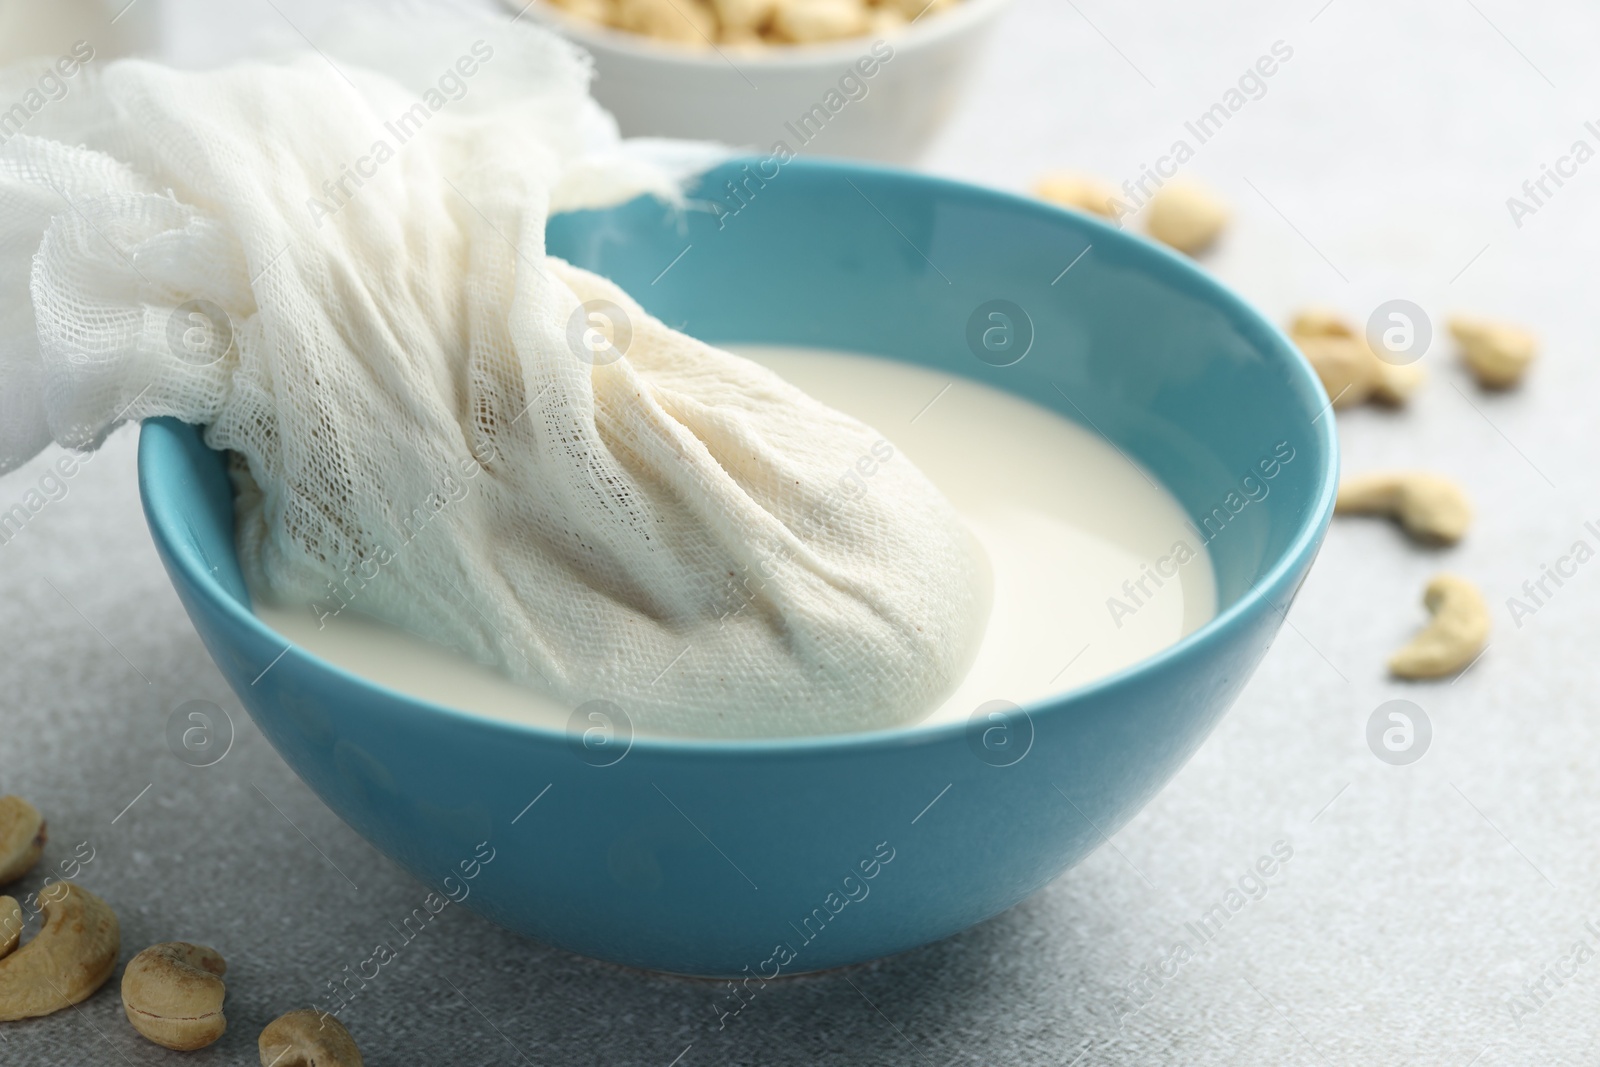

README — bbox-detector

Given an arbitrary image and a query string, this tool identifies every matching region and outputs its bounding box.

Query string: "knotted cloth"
[0,17,986,737]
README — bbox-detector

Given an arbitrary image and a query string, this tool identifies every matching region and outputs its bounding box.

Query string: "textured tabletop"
[7,0,1599,1063]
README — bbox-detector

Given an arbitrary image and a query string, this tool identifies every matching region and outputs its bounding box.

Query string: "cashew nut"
[1450,315,1537,389]
[1289,307,1353,339]
[876,0,954,15]
[612,0,718,44]
[1390,573,1490,679]
[711,0,779,36]
[0,882,120,1021]
[1337,472,1472,545]
[1289,310,1424,408]
[1368,360,1425,406]
[121,942,227,1050]
[0,796,45,887]
[771,0,869,43]
[1294,334,1378,408]
[1034,172,1120,219]
[1145,182,1229,255]
[866,5,909,34]
[548,0,616,24]
[0,897,20,959]
[260,1009,364,1067]
[561,0,948,44]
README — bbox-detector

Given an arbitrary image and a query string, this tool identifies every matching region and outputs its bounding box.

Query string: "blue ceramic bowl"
[139,159,1337,977]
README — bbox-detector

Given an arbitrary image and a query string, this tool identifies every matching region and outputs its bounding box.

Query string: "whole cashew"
[1146,182,1229,255]
[1290,310,1424,408]
[547,0,615,23]
[866,5,909,34]
[0,897,20,959]
[711,0,780,36]
[0,882,120,1021]
[1294,334,1379,408]
[1369,360,1425,405]
[1390,573,1490,679]
[260,1009,364,1067]
[121,942,227,1050]
[613,0,717,44]
[1035,172,1120,219]
[1289,308,1352,339]
[1337,472,1472,545]
[1450,315,1537,389]
[0,796,46,886]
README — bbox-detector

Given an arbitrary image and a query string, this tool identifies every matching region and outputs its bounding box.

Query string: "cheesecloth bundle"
[0,17,987,738]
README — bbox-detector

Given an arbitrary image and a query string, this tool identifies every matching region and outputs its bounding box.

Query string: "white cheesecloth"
[0,16,987,738]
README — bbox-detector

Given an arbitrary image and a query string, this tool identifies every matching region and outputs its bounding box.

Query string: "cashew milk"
[255,346,1216,736]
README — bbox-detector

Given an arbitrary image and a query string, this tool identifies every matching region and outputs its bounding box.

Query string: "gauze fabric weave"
[0,18,987,738]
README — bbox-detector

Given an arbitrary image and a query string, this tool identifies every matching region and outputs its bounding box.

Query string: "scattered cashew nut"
[1289,309,1424,408]
[0,881,120,1022]
[121,942,228,1050]
[0,796,46,887]
[1034,172,1119,219]
[1390,573,1490,679]
[1450,315,1537,389]
[1337,472,1472,545]
[1288,307,1353,340]
[1145,182,1229,255]
[260,1009,364,1067]
[1368,359,1425,406]
[0,897,20,960]
[1293,333,1379,408]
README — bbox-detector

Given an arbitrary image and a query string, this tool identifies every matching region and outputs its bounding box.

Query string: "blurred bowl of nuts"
[511,0,1011,162]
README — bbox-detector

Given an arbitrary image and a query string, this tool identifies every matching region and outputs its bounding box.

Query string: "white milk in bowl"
[255,347,1216,736]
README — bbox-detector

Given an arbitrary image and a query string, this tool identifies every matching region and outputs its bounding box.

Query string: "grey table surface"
[7,0,1600,1063]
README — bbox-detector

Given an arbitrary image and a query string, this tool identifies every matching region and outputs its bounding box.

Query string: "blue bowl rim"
[138,157,1339,761]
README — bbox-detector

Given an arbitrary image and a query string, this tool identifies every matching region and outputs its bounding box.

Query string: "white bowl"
[518,0,1011,163]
